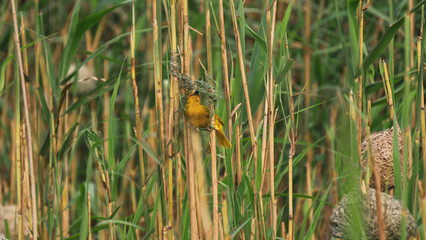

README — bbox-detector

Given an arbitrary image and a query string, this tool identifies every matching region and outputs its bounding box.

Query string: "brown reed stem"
[303,0,314,237]
[267,0,277,236]
[260,95,268,236]
[194,176,203,236]
[166,1,176,238]
[187,127,199,239]
[153,0,165,177]
[417,36,426,183]
[366,100,386,240]
[182,0,199,236]
[168,0,179,236]
[281,221,286,239]
[218,0,232,152]
[204,0,218,235]
[175,0,183,234]
[222,199,229,240]
[10,0,38,238]
[285,33,296,240]
[228,0,257,188]
[418,181,426,236]
[21,125,31,239]
[250,218,256,240]
[88,190,92,240]
[20,15,28,75]
[15,69,23,240]
[130,0,145,196]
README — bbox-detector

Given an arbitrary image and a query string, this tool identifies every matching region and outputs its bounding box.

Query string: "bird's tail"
[216,129,231,148]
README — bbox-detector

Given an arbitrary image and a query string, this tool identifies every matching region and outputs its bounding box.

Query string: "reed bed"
[0,0,425,239]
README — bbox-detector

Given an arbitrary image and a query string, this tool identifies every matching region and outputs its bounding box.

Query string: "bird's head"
[187,90,200,103]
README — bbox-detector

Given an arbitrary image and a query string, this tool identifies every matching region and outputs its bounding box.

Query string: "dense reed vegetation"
[0,0,425,239]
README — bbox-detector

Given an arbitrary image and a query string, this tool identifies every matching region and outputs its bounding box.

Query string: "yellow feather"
[185,94,231,148]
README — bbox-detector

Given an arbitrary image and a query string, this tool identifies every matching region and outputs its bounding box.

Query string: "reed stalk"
[169,0,179,237]
[419,39,426,185]
[250,218,256,240]
[153,0,165,174]
[267,0,277,236]
[303,0,314,237]
[235,112,242,185]
[285,33,296,240]
[130,0,145,191]
[88,190,92,240]
[166,0,177,236]
[217,0,232,152]
[281,222,286,239]
[10,0,38,238]
[21,124,32,239]
[228,0,257,166]
[381,60,394,120]
[356,1,364,163]
[419,181,426,236]
[103,59,110,162]
[222,199,229,240]
[187,127,199,239]
[204,0,218,236]
[19,15,28,76]
[260,90,268,236]
[15,57,23,240]
[156,184,164,240]
[182,0,199,236]
[194,176,203,236]
[129,9,147,237]
[366,100,386,240]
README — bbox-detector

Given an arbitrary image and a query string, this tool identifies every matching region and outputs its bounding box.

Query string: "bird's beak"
[191,90,199,96]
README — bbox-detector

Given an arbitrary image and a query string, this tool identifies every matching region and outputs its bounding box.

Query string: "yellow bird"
[184,91,232,148]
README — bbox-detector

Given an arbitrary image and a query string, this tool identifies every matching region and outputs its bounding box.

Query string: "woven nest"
[361,126,411,191]
[330,188,417,239]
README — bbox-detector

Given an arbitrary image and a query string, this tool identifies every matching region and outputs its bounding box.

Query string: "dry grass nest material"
[330,188,417,239]
[361,126,411,191]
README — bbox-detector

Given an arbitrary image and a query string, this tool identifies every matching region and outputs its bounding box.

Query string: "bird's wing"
[214,113,225,126]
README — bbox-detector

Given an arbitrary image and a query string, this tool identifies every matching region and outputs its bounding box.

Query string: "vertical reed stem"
[366,101,386,240]
[285,34,296,240]
[419,181,426,236]
[418,38,426,184]
[168,0,179,236]
[153,0,165,172]
[205,0,218,237]
[182,0,199,236]
[235,112,242,185]
[267,0,277,236]
[218,0,232,149]
[10,1,38,238]
[356,1,364,163]
[222,199,229,240]
[88,190,92,240]
[15,58,23,240]
[228,0,257,184]
[130,0,145,195]
[303,0,314,237]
